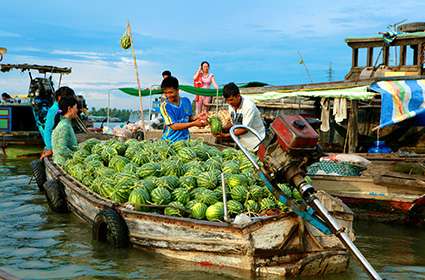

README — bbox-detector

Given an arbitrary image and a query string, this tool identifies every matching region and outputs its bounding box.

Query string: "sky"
[1,0,425,109]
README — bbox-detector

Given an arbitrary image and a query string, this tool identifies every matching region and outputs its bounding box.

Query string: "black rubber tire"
[31,159,46,192]
[398,22,425,33]
[92,209,129,248]
[43,179,69,213]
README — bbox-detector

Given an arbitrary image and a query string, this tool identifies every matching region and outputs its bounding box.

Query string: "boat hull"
[44,158,354,277]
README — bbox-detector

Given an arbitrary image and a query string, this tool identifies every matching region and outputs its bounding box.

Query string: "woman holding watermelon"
[193,61,219,114]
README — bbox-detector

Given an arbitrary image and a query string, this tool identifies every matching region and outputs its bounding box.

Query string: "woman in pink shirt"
[193,61,218,114]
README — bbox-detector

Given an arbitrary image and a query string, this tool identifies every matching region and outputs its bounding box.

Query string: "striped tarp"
[370,79,425,128]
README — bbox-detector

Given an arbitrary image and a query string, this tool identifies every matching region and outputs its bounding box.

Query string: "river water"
[1,158,424,280]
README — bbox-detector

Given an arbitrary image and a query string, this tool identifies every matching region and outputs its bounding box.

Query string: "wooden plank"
[352,48,359,67]
[400,45,407,65]
[383,45,389,65]
[367,47,374,66]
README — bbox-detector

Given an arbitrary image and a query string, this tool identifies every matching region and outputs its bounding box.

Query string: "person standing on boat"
[160,76,208,142]
[193,61,219,114]
[51,95,79,166]
[213,82,265,152]
[40,86,75,159]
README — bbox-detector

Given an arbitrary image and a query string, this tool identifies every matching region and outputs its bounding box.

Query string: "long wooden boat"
[311,154,425,224]
[43,157,355,278]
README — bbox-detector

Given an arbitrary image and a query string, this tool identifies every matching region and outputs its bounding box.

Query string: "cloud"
[1,51,162,109]
[0,30,21,38]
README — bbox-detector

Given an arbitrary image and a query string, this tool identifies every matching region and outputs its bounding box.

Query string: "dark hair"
[200,61,210,68]
[58,95,78,114]
[2,92,11,99]
[223,82,240,98]
[162,70,171,77]
[54,86,75,101]
[161,76,179,90]
[53,95,78,129]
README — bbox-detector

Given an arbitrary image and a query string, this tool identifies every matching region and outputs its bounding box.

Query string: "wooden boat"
[311,153,425,225]
[43,157,355,278]
[0,63,72,158]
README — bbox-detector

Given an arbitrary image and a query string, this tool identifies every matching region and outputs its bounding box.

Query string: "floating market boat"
[310,153,425,225]
[118,22,425,225]
[41,155,355,278]
[0,62,72,158]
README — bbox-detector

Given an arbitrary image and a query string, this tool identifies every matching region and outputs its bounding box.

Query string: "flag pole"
[297,51,313,83]
[127,21,145,130]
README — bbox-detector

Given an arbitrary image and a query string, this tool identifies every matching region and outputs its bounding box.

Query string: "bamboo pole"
[127,22,145,130]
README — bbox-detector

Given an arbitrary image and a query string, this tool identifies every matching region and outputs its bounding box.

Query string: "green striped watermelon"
[151,187,172,205]
[205,202,224,221]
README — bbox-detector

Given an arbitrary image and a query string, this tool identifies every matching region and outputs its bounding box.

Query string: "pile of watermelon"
[63,138,302,222]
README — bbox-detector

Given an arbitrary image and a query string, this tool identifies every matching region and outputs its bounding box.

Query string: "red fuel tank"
[271,114,318,151]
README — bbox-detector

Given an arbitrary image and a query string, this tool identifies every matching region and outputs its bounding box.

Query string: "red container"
[271,114,318,151]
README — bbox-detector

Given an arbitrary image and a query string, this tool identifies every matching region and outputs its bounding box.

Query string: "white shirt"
[228,96,266,151]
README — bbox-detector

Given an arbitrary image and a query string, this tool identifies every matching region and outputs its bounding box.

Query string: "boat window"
[357,48,367,67]
[406,45,417,65]
[389,46,398,66]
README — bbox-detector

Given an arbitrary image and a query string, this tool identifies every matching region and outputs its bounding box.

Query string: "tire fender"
[92,208,129,248]
[31,159,46,192]
[43,179,69,213]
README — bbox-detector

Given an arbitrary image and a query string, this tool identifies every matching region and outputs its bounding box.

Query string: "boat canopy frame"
[0,63,71,74]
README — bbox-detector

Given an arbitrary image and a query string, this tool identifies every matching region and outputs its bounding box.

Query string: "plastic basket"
[307,161,362,176]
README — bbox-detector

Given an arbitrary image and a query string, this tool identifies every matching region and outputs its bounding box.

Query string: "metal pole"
[221,173,229,222]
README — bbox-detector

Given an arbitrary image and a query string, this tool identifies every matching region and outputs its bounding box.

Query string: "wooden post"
[352,48,359,67]
[347,100,358,153]
[367,47,374,67]
[413,45,418,65]
[399,45,406,66]
[127,22,145,130]
[382,45,389,66]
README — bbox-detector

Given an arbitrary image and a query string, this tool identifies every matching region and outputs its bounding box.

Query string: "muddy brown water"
[0,158,424,279]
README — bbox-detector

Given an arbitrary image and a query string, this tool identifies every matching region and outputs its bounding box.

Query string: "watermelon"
[92,143,105,156]
[72,149,90,163]
[195,189,218,206]
[278,183,293,198]
[151,187,172,205]
[172,188,191,205]
[178,176,197,190]
[122,162,138,174]
[230,185,248,203]
[120,34,131,49]
[85,160,104,176]
[128,188,151,211]
[110,141,127,155]
[197,171,217,189]
[191,202,208,220]
[248,185,265,200]
[244,200,259,213]
[96,166,115,178]
[186,200,197,210]
[109,155,130,172]
[131,152,149,166]
[260,197,277,210]
[222,160,240,174]
[205,202,224,221]
[110,186,131,203]
[205,157,222,170]
[177,147,197,163]
[101,146,118,163]
[79,138,101,152]
[138,162,161,178]
[226,200,244,216]
[227,174,249,188]
[164,201,185,217]
[209,116,222,134]
[191,145,209,161]
[222,148,238,160]
[172,140,187,151]
[84,154,102,164]
[132,179,155,192]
